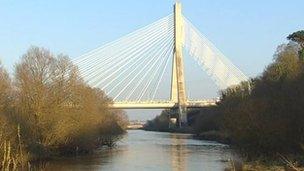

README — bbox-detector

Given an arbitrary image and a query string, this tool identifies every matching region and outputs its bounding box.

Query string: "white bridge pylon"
[74,3,248,113]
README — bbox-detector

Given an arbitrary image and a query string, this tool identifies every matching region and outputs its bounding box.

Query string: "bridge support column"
[171,2,187,127]
[178,106,187,127]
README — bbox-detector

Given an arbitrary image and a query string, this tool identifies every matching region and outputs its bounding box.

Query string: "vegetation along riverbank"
[0,46,129,170]
[144,30,304,170]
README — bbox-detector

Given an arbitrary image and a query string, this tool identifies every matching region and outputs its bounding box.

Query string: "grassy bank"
[0,47,128,170]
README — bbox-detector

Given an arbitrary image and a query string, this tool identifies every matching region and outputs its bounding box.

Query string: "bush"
[188,107,221,133]
[144,110,171,131]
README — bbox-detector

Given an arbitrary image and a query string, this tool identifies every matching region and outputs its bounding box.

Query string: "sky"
[0,0,303,120]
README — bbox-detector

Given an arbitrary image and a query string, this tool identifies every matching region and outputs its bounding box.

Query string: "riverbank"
[143,125,230,144]
[143,109,230,145]
[144,115,304,171]
[143,128,304,171]
[226,159,304,171]
[193,130,231,144]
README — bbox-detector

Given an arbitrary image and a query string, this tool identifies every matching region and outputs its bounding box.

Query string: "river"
[42,130,232,171]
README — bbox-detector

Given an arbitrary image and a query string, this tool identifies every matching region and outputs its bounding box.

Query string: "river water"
[43,130,232,171]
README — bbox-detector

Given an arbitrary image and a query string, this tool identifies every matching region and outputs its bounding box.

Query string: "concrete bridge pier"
[171,2,188,127]
[167,106,187,128]
[179,106,188,127]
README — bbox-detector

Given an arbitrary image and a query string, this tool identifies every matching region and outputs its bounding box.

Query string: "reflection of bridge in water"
[170,134,187,171]
[75,2,248,126]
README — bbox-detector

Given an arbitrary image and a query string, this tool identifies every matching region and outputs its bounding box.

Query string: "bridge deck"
[110,100,218,109]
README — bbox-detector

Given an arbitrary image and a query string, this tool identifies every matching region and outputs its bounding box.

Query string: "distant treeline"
[0,47,128,169]
[145,31,304,162]
[144,110,175,132]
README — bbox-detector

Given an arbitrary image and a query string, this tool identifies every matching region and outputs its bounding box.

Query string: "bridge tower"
[171,2,187,127]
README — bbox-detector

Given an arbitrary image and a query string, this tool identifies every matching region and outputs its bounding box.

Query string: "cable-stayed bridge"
[74,3,248,126]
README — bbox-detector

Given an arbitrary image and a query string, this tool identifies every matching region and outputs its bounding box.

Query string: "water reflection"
[170,134,187,171]
[42,130,231,171]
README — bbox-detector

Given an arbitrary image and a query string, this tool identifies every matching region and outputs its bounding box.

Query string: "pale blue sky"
[0,0,303,120]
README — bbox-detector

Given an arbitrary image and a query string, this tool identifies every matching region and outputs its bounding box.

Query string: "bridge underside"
[110,100,218,109]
